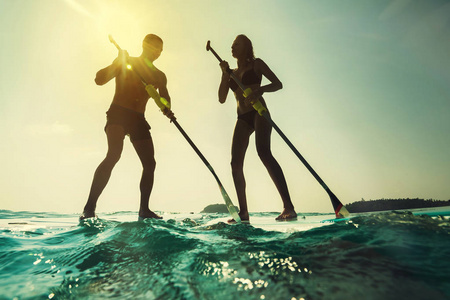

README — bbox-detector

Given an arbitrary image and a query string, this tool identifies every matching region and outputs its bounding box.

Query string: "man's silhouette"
[80,34,172,220]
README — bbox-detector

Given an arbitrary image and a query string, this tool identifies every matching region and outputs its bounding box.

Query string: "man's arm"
[94,64,119,85]
[94,50,128,85]
[158,72,171,105]
[157,72,175,119]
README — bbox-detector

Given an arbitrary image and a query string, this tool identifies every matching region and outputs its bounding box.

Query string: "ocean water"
[1,209,449,300]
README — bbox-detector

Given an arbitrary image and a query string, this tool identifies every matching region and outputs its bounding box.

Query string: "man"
[80,34,173,220]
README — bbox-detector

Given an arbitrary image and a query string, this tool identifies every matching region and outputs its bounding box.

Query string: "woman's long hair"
[237,34,255,62]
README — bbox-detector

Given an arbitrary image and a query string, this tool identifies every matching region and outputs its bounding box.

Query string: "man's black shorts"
[105,104,151,141]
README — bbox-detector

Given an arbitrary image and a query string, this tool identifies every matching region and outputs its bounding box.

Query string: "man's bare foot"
[227,219,250,224]
[138,210,163,220]
[79,211,97,221]
[227,212,249,224]
[275,208,297,221]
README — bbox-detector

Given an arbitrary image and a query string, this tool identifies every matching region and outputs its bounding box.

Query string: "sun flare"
[63,0,147,54]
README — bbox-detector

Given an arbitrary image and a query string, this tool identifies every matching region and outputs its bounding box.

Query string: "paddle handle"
[109,35,122,51]
[206,41,224,64]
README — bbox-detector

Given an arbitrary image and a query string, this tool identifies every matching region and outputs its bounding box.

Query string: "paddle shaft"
[260,110,345,214]
[171,121,240,222]
[171,119,239,217]
[206,41,349,217]
[107,36,241,222]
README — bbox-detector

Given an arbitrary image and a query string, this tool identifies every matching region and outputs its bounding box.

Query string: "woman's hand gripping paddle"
[106,36,241,223]
[206,40,350,218]
[206,41,267,116]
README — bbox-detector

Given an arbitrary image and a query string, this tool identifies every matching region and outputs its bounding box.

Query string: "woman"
[218,34,297,223]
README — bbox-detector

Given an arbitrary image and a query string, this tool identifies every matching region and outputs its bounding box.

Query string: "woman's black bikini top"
[229,67,262,92]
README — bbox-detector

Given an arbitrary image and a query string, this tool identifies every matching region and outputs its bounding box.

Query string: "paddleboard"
[208,214,335,233]
[321,206,450,223]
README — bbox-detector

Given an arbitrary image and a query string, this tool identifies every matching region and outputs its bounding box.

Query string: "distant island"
[346,198,450,213]
[201,204,239,213]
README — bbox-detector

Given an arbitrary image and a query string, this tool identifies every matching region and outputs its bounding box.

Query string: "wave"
[0,211,449,299]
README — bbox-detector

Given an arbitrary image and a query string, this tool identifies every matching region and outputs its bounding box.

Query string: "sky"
[1,0,449,215]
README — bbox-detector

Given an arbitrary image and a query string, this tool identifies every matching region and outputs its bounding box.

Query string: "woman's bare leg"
[254,115,297,220]
[230,120,253,222]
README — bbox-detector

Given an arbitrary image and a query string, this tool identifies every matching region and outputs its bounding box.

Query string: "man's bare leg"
[132,138,161,219]
[81,125,125,220]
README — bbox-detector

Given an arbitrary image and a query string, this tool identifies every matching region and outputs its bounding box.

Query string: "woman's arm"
[218,61,231,103]
[247,58,282,102]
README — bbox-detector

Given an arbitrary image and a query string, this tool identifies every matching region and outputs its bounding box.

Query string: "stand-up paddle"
[206,40,349,218]
[108,35,241,223]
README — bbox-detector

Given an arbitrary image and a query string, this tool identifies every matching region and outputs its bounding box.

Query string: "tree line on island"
[201,204,239,214]
[202,198,450,213]
[345,198,450,213]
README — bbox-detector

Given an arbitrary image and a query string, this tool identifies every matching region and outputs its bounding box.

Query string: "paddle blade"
[220,185,241,223]
[328,191,350,218]
[335,204,350,218]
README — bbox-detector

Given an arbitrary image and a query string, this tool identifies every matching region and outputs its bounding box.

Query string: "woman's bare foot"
[275,208,297,221]
[227,212,249,224]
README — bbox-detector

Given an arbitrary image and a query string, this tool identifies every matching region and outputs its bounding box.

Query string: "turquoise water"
[1,209,449,299]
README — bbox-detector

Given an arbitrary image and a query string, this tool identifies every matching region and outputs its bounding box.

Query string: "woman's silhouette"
[218,35,297,222]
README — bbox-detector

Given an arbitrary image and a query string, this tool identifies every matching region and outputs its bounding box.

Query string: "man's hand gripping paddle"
[206,40,350,218]
[107,36,241,223]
